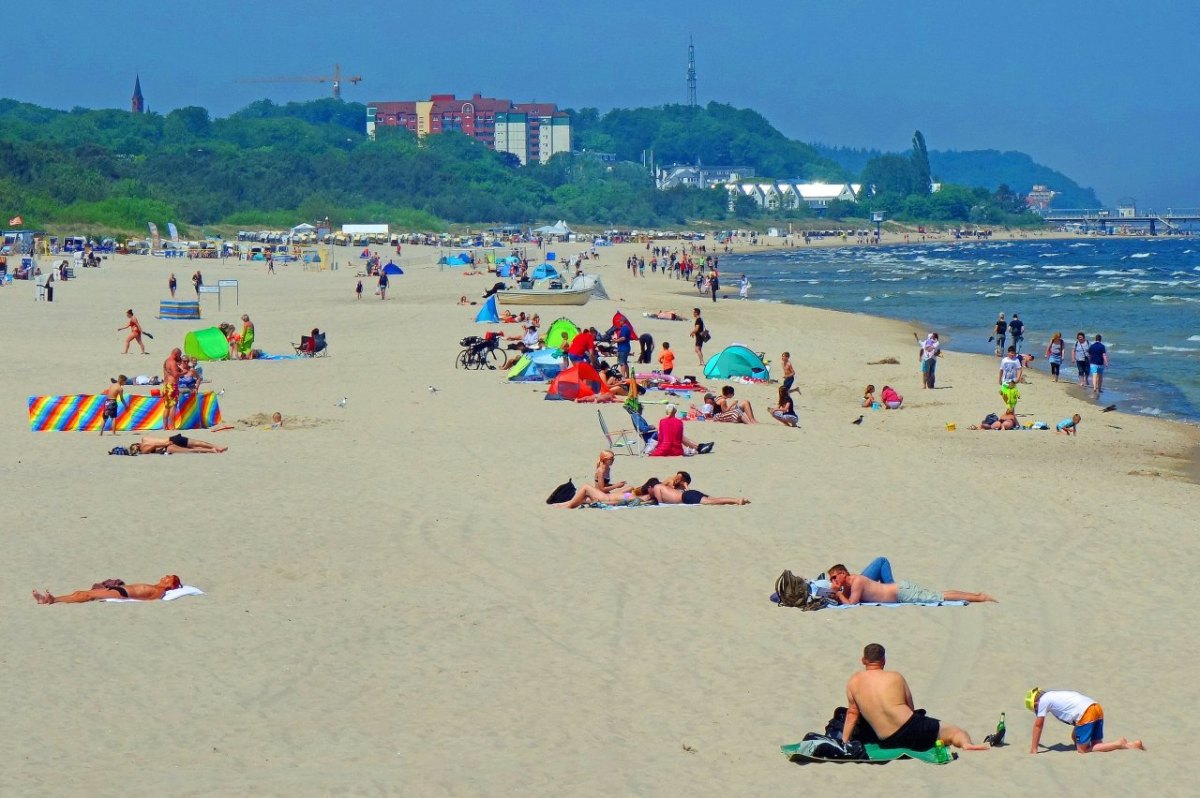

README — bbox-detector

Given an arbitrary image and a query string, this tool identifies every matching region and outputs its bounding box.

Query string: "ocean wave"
[1129,252,1152,259]
[863,296,872,302]
[1188,335,1200,342]
[1152,346,1200,352]
[801,294,824,298]
[1114,349,1135,354]
[1136,407,1164,416]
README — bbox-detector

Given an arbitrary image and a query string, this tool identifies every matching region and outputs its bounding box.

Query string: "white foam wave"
[1136,407,1164,416]
[1152,346,1200,352]
[862,296,872,302]
[1188,335,1200,342]
[1130,252,1152,259]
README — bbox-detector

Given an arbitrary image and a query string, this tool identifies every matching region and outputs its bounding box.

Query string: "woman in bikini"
[553,478,660,509]
[119,309,146,354]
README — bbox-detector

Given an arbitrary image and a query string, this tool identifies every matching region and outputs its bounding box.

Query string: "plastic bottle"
[934,739,949,763]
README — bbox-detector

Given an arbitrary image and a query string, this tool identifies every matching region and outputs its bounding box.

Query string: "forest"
[0,97,1051,234]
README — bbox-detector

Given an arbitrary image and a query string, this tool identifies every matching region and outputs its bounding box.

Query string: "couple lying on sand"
[555,470,749,509]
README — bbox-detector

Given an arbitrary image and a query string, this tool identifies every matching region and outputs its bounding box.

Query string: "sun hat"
[1025,687,1040,711]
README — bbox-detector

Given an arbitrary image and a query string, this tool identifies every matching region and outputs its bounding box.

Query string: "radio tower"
[686,37,697,107]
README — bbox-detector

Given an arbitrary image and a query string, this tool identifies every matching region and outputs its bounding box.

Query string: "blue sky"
[8,0,1198,208]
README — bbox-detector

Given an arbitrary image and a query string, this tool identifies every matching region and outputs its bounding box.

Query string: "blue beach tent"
[532,263,560,280]
[382,262,404,275]
[703,345,770,380]
[474,295,499,323]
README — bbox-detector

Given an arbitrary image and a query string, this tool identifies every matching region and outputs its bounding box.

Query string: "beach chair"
[623,405,658,452]
[292,331,329,357]
[598,410,642,456]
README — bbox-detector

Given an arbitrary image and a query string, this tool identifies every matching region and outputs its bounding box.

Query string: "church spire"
[131,74,145,114]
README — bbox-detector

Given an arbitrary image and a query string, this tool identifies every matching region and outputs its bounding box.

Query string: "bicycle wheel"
[484,347,500,369]
[456,349,470,369]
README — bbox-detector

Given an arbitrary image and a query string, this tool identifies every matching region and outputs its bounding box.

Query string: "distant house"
[657,164,754,190]
[1025,184,1057,213]
[726,180,860,212]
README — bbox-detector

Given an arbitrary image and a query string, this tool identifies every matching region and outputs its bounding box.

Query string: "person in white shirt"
[1026,687,1144,754]
[999,346,1023,385]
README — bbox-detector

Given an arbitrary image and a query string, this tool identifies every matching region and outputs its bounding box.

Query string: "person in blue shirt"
[1087,334,1109,397]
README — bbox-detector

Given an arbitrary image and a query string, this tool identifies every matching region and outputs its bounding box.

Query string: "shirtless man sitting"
[827,564,995,604]
[134,434,227,454]
[843,643,989,752]
[33,575,182,605]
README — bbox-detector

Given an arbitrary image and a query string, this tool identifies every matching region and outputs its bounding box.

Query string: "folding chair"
[623,405,658,453]
[598,410,642,456]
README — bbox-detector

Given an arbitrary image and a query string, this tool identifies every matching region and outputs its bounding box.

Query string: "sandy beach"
[2,235,1196,795]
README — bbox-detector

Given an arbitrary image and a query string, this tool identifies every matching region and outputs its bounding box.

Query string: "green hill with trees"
[0,96,1065,234]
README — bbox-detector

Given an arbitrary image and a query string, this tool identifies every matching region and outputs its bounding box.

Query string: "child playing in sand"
[1026,687,1144,754]
[880,386,902,409]
[862,384,876,408]
[658,342,675,375]
[1000,380,1020,413]
[356,279,363,300]
[271,412,283,429]
[1055,414,1081,435]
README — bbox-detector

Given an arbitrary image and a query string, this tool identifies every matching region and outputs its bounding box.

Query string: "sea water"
[719,236,1200,421]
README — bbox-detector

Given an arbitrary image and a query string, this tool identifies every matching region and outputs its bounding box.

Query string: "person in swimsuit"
[594,450,628,494]
[1056,414,1082,436]
[553,478,660,509]
[650,472,749,506]
[100,375,128,437]
[32,575,182,605]
[827,565,995,604]
[842,643,989,752]
[119,309,146,354]
[135,434,227,454]
[168,273,177,297]
[781,352,797,394]
[162,348,184,430]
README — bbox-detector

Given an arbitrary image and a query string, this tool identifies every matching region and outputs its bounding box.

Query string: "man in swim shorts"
[100,375,128,437]
[162,348,184,430]
[32,575,182,604]
[136,435,227,454]
[827,565,996,604]
[842,643,989,752]
[1026,687,1144,754]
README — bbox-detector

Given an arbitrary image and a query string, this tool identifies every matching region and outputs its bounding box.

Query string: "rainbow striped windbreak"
[27,392,221,432]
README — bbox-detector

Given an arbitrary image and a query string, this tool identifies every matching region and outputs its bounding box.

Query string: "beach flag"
[167,222,180,242]
[475,295,499,323]
[8,215,22,226]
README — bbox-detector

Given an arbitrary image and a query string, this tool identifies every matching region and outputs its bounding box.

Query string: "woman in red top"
[118,309,146,354]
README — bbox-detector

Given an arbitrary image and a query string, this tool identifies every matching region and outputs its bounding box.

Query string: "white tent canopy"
[290,223,317,235]
[533,220,573,236]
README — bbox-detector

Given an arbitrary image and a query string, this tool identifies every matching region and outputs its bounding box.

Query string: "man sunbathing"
[827,564,995,604]
[33,575,182,604]
[134,434,227,454]
[651,471,749,505]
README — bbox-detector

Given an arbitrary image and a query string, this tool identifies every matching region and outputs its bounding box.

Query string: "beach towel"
[256,353,304,360]
[102,585,205,603]
[825,600,968,609]
[782,740,953,764]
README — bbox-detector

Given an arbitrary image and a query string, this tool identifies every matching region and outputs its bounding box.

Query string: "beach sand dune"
[1,239,1194,794]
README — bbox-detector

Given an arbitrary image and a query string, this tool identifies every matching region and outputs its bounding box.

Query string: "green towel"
[780,741,952,765]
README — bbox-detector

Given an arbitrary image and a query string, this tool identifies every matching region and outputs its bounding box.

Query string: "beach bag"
[824,706,879,743]
[796,733,868,761]
[108,446,132,456]
[982,413,999,426]
[92,578,126,591]
[546,479,576,505]
[699,329,711,343]
[775,570,829,611]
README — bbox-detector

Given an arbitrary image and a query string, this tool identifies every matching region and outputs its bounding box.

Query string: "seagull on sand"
[334,397,347,408]
[851,415,864,425]
[428,385,439,393]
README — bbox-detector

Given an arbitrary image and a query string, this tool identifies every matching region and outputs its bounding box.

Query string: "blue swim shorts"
[1089,364,1105,376]
[1073,718,1104,746]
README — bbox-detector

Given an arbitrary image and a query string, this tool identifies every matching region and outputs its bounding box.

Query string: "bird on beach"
[428,385,439,393]
[334,397,347,408]
[851,415,864,425]
[1101,404,1117,413]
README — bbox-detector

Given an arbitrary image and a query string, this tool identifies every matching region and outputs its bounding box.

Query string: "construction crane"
[237,63,362,100]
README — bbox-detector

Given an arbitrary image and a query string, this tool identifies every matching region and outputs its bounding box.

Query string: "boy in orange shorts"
[1027,687,1144,754]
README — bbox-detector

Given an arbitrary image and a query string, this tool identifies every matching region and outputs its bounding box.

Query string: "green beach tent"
[183,327,230,361]
[544,317,580,352]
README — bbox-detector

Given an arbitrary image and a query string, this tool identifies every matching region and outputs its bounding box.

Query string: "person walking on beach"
[709,267,720,303]
[691,307,708,365]
[100,375,128,437]
[781,351,797,394]
[1009,313,1025,353]
[1046,332,1065,382]
[1088,334,1109,397]
[192,270,203,297]
[1026,688,1144,754]
[992,313,1008,356]
[266,251,275,275]
[355,279,363,300]
[841,643,990,752]
[1073,331,1091,387]
[918,332,940,389]
[999,346,1023,386]
[168,273,177,298]
[118,309,146,355]
[378,268,389,300]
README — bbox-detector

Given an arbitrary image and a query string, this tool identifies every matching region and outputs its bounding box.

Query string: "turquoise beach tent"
[532,263,560,280]
[474,295,499,323]
[703,345,770,380]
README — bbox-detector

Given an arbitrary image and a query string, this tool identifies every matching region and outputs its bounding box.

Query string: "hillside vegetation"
[0,97,1052,234]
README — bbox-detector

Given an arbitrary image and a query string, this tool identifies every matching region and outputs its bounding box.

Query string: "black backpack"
[546,479,576,505]
[775,570,829,611]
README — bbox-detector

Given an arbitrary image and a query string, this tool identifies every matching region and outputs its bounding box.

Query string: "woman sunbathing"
[554,478,660,509]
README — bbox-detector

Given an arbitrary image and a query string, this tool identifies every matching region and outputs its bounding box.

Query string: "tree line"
[0,97,1046,234]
